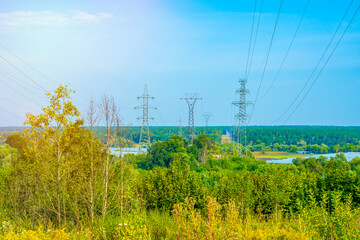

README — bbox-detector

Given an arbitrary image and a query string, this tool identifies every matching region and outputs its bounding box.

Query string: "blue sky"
[0,0,359,126]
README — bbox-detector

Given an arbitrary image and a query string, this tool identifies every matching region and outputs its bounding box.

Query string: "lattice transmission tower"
[181,93,202,143]
[178,117,183,137]
[202,112,212,134]
[232,79,251,155]
[135,85,156,145]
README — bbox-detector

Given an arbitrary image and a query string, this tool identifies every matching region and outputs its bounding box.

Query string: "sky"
[0,0,359,127]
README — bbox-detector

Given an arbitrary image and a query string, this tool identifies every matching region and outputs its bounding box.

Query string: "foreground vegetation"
[1,86,360,239]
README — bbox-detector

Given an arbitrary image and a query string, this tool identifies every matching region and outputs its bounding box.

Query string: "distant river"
[267,152,360,164]
[110,147,147,157]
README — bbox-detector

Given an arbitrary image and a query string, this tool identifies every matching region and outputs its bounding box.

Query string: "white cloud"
[0,10,113,29]
[71,10,112,24]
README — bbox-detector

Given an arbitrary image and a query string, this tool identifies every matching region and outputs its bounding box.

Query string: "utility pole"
[202,112,212,134]
[135,84,156,146]
[181,93,202,143]
[232,79,251,156]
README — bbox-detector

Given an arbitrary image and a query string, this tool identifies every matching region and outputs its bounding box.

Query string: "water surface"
[266,152,360,164]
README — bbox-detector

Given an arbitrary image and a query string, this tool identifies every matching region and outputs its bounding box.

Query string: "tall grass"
[1,195,359,239]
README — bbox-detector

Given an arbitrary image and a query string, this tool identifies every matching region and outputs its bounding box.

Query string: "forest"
[88,125,360,155]
[89,126,360,146]
[0,86,360,239]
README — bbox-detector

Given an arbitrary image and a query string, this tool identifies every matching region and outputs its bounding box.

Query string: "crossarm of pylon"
[232,101,253,106]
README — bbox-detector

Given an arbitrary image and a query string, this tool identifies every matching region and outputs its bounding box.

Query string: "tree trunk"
[102,147,110,222]
[120,156,124,219]
[57,145,61,227]
[90,135,94,225]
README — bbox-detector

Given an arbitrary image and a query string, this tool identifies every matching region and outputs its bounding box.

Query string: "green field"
[253,151,312,160]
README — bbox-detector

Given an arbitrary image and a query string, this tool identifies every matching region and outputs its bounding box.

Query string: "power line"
[0,96,39,112]
[0,77,43,107]
[0,71,47,101]
[0,106,25,119]
[0,43,59,86]
[0,115,15,126]
[246,0,264,80]
[153,98,169,126]
[248,0,283,125]
[0,55,47,92]
[260,0,310,100]
[244,0,258,79]
[0,69,44,91]
[0,43,91,103]
[283,4,360,124]
[273,0,355,124]
[0,70,84,116]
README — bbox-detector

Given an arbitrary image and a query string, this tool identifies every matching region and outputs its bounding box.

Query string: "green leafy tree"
[145,136,189,169]
[141,156,206,211]
[24,85,83,226]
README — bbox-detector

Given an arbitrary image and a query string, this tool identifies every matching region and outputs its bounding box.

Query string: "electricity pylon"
[135,84,156,146]
[202,112,212,134]
[181,93,202,143]
[232,79,251,155]
[178,117,183,137]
